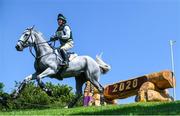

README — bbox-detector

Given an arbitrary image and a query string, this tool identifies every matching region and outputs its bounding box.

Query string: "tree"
[0,81,82,110]
[11,81,78,109]
[0,82,4,93]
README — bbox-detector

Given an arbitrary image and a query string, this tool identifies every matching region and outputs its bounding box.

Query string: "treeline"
[0,82,82,110]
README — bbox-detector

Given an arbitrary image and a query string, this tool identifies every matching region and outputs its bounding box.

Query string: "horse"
[15,26,111,108]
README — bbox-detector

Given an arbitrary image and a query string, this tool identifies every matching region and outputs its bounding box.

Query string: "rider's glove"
[50,36,58,41]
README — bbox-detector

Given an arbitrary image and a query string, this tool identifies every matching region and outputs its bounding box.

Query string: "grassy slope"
[1,101,180,115]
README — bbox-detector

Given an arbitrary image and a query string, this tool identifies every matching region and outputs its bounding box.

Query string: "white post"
[169,40,176,101]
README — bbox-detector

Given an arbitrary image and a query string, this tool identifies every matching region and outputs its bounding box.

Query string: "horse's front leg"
[12,73,37,99]
[36,67,56,96]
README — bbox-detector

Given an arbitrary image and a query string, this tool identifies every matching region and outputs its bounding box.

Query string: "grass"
[0,101,180,115]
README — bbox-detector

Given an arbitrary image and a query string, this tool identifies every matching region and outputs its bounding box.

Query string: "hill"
[0,101,180,115]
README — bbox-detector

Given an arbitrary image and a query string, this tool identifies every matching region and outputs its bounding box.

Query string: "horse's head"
[15,26,35,51]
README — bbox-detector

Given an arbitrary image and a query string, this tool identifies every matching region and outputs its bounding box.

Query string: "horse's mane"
[33,29,42,36]
[32,29,47,41]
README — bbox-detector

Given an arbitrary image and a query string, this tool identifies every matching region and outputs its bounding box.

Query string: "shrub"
[0,81,83,110]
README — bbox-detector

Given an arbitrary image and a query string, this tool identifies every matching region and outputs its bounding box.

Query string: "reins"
[22,29,55,59]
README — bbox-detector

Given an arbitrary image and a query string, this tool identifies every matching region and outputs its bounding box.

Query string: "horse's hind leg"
[90,79,104,94]
[86,71,105,105]
[67,74,85,108]
[86,71,104,94]
[89,78,105,105]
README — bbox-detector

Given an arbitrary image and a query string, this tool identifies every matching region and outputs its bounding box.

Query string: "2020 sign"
[112,79,138,93]
[106,76,148,96]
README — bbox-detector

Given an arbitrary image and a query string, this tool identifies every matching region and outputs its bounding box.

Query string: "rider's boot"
[60,49,69,68]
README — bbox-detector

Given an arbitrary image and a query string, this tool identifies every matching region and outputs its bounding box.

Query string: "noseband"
[18,29,53,59]
[18,29,33,47]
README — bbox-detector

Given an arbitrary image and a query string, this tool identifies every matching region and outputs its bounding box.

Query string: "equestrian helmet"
[57,13,66,23]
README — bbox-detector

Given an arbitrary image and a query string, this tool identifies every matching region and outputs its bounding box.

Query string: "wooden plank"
[104,70,175,100]
[104,76,147,100]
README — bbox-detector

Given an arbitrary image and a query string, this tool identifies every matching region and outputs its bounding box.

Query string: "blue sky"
[0,0,179,104]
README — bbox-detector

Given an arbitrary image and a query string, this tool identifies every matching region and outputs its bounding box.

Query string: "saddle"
[54,49,77,64]
[54,49,78,80]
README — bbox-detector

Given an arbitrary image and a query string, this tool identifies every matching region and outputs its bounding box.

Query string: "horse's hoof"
[10,93,18,99]
[47,90,53,96]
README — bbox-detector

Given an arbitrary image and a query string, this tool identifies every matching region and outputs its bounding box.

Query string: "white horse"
[15,27,111,107]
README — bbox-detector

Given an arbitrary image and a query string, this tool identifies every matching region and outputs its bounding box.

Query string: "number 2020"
[112,79,138,93]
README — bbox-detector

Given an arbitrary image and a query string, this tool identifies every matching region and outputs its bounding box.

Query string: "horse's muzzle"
[15,44,23,51]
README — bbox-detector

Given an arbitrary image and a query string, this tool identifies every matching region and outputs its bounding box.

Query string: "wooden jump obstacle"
[103,70,175,102]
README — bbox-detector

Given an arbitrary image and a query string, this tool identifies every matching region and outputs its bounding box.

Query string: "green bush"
[0,83,4,93]
[0,81,82,110]
[13,82,51,109]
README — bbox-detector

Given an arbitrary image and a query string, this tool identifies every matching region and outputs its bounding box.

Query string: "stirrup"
[62,61,69,68]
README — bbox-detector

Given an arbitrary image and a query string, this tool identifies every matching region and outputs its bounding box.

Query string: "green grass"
[1,101,180,115]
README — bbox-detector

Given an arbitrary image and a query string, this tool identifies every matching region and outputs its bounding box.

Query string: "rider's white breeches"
[60,41,74,51]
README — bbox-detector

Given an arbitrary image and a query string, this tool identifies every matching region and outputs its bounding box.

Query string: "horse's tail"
[96,53,111,74]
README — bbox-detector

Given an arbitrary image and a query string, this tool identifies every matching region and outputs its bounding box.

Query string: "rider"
[50,13,74,68]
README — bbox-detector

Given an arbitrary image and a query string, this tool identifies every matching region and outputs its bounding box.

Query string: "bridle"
[18,29,33,48]
[18,28,54,59]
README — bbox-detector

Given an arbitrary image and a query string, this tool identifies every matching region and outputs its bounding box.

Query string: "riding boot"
[60,49,69,68]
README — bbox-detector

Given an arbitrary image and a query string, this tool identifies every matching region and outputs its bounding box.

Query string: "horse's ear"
[26,25,35,31]
[31,25,35,30]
